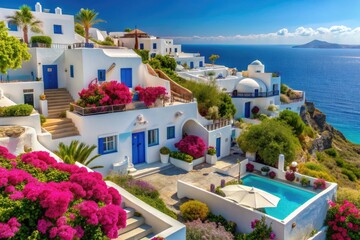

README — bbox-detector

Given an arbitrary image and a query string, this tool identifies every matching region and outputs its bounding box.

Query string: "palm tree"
[54,140,103,169]
[7,5,42,44]
[75,8,104,43]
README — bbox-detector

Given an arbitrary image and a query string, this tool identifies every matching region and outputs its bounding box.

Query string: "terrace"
[232,90,280,98]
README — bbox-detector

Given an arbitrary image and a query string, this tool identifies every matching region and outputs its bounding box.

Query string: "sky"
[2,0,360,44]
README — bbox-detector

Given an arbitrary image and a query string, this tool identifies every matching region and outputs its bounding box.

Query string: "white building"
[178,60,305,119]
[0,2,76,45]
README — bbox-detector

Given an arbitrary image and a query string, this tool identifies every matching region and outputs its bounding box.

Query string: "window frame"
[98,135,118,155]
[167,126,175,139]
[53,24,63,34]
[153,43,157,50]
[8,22,17,31]
[148,129,159,147]
[70,65,74,78]
[98,69,106,81]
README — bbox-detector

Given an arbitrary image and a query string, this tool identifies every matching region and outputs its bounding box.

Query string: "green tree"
[209,54,220,65]
[75,9,104,43]
[124,28,132,32]
[54,140,103,169]
[237,119,300,167]
[154,55,176,70]
[278,110,305,136]
[134,49,149,62]
[74,22,85,36]
[218,93,236,119]
[0,21,30,74]
[7,5,42,44]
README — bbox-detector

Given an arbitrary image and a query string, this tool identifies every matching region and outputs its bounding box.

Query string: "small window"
[169,48,172,53]
[153,43,157,50]
[98,69,106,81]
[167,126,175,139]
[8,22,17,31]
[166,48,167,52]
[98,135,117,154]
[53,24,63,34]
[175,48,177,53]
[70,65,74,78]
[148,129,159,146]
[140,43,144,49]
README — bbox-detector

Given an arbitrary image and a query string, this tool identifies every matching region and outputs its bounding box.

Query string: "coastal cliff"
[293,39,360,49]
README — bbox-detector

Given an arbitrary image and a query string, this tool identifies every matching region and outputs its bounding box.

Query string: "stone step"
[140,234,156,240]
[47,98,73,104]
[43,122,75,131]
[117,224,152,240]
[118,217,145,235]
[43,118,72,127]
[46,96,73,101]
[51,131,80,140]
[124,207,135,219]
[44,88,67,92]
[47,114,65,118]
[46,126,79,135]
[48,105,71,111]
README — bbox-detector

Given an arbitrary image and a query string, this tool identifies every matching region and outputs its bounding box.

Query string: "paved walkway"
[139,162,239,213]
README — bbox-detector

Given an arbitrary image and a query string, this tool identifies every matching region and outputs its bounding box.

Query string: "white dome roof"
[236,78,267,92]
[250,60,263,66]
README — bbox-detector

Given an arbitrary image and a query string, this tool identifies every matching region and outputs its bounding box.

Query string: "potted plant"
[313,178,326,190]
[159,146,170,164]
[300,177,310,187]
[268,171,276,179]
[206,146,217,165]
[261,166,270,176]
[39,94,46,100]
[246,163,254,172]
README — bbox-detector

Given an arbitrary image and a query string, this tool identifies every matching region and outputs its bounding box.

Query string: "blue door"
[199,61,203,67]
[43,65,58,89]
[245,102,251,118]
[121,68,132,88]
[216,137,221,158]
[254,89,259,97]
[132,132,145,165]
[190,62,194,69]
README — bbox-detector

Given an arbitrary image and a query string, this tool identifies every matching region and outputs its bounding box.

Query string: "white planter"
[160,153,169,164]
[170,156,205,172]
[39,100,48,117]
[192,156,205,166]
[261,171,268,176]
[206,154,217,165]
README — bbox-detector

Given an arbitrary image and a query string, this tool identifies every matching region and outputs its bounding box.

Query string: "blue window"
[70,65,74,78]
[153,43,157,49]
[140,43,144,49]
[148,129,159,146]
[175,48,178,53]
[167,126,175,139]
[121,68,132,87]
[98,69,106,81]
[98,135,117,154]
[53,24,63,34]
[8,22,17,31]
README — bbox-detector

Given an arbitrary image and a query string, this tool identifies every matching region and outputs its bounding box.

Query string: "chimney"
[55,7,62,15]
[35,2,42,12]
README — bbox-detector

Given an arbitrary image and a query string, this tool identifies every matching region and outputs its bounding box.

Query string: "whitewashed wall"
[232,96,277,119]
[0,82,43,109]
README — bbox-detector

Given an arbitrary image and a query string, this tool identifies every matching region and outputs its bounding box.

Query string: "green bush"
[341,169,357,181]
[170,151,193,162]
[180,200,209,221]
[335,158,345,167]
[0,104,33,117]
[40,114,46,126]
[298,162,335,182]
[134,49,149,62]
[207,212,237,234]
[281,84,289,94]
[160,146,170,155]
[278,110,305,136]
[186,219,233,240]
[303,126,315,138]
[324,148,337,157]
[30,36,52,47]
[336,188,360,208]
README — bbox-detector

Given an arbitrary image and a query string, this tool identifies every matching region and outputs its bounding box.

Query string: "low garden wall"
[170,156,204,172]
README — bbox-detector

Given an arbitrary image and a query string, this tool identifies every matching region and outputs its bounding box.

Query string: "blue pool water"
[241,174,316,220]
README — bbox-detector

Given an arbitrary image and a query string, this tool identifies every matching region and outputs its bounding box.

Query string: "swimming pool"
[241,174,316,220]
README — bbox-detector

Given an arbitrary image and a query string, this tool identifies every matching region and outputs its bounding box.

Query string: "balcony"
[204,119,231,131]
[231,90,280,98]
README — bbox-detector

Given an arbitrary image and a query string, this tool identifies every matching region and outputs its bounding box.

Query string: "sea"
[182,44,360,144]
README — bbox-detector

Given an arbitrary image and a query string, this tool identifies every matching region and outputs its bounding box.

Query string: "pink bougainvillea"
[0,147,126,239]
[313,178,326,190]
[77,81,132,107]
[175,135,206,159]
[135,85,167,107]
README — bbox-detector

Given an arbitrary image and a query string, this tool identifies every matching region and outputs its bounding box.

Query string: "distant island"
[293,40,360,49]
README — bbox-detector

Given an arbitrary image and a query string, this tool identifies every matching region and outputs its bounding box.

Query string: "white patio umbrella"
[222,185,280,209]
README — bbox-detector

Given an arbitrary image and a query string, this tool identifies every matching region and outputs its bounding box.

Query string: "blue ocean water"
[182,44,360,144]
[241,174,315,220]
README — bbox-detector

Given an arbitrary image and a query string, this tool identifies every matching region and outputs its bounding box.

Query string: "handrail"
[231,90,280,98]
[204,119,231,131]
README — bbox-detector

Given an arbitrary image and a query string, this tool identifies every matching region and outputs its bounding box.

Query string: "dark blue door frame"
[245,102,251,118]
[42,65,58,89]
[132,132,145,165]
[216,137,221,158]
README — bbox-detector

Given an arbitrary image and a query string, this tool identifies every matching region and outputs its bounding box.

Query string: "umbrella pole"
[237,159,241,182]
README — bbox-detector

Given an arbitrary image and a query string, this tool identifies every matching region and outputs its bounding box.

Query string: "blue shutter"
[98,138,104,154]
[98,70,106,81]
[153,43,157,49]
[53,25,62,34]
[8,22,17,31]
[140,43,144,49]
[70,65,74,78]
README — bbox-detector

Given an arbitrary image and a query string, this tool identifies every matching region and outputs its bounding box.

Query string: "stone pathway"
[139,162,238,213]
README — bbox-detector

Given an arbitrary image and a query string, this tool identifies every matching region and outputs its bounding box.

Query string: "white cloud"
[167,24,360,44]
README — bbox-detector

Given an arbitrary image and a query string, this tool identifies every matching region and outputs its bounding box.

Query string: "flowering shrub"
[151,237,165,240]
[135,85,167,107]
[0,147,126,239]
[246,163,254,172]
[251,106,260,114]
[313,178,326,190]
[77,81,132,107]
[186,219,233,240]
[207,146,216,156]
[285,171,295,181]
[180,200,209,221]
[269,171,276,179]
[247,217,276,240]
[169,151,193,163]
[326,200,360,240]
[175,135,206,159]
